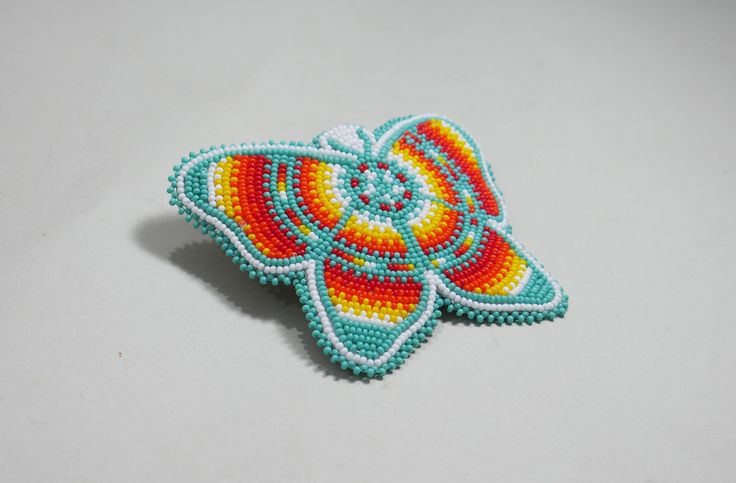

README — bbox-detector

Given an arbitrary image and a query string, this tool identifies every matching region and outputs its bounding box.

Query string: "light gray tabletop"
[1,1,734,482]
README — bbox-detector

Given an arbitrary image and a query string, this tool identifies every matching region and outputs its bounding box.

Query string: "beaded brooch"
[168,115,568,377]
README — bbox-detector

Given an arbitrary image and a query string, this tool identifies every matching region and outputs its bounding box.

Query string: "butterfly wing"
[373,114,567,324]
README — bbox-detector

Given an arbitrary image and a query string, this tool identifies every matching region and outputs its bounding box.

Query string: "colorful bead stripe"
[297,157,344,230]
[325,258,422,325]
[410,201,463,254]
[168,114,568,377]
[416,119,500,216]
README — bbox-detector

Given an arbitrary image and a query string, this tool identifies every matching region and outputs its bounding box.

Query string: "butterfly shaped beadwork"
[168,114,568,377]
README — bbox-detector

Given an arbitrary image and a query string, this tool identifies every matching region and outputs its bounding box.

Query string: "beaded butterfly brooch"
[168,115,568,377]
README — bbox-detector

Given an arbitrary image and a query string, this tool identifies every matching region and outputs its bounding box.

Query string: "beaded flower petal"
[168,115,568,377]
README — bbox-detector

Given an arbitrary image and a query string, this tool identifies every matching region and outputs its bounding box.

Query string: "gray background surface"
[1,1,735,482]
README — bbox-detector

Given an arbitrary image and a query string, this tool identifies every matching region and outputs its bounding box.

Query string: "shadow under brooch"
[168,115,568,377]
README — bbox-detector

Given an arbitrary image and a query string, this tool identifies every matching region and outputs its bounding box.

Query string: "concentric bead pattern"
[168,114,568,377]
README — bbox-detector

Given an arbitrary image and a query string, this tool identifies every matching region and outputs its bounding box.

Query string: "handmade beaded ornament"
[168,115,568,377]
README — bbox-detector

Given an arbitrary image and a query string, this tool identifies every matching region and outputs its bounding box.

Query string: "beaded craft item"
[168,115,568,377]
